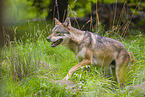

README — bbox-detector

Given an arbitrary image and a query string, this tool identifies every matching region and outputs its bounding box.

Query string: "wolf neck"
[67,27,85,54]
[69,27,85,44]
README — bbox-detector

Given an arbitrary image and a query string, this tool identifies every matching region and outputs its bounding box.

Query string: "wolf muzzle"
[46,36,63,47]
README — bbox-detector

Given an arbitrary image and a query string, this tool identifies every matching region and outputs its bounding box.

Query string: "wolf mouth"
[51,39,63,47]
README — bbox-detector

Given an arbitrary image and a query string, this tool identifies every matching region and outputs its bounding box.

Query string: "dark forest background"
[1,0,145,46]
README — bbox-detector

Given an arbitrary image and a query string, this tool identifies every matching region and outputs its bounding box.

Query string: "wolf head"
[46,18,72,47]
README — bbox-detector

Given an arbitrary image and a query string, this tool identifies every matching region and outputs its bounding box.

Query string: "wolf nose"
[46,37,51,42]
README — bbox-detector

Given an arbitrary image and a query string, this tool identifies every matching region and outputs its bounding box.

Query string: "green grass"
[0,23,145,97]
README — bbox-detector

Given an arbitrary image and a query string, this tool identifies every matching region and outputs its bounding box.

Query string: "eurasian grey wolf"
[46,18,134,89]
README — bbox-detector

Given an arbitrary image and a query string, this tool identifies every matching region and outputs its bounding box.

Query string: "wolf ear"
[54,18,61,25]
[63,18,71,28]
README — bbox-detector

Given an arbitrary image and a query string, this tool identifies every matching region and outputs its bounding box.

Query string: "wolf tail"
[127,52,136,70]
[128,52,136,62]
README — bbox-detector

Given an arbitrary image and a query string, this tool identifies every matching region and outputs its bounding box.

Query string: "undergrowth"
[0,24,145,97]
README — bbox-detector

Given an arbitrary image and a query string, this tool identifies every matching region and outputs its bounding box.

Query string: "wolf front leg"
[63,59,91,80]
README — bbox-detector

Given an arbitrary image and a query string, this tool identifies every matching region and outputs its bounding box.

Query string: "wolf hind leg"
[115,54,130,89]
[110,66,117,82]
[110,60,117,81]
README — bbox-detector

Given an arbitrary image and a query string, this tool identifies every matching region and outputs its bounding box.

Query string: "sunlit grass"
[0,23,145,96]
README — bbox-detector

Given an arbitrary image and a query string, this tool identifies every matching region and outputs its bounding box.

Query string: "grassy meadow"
[0,21,145,97]
[1,0,145,96]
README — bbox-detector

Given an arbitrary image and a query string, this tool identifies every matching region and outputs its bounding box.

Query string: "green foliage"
[1,76,72,97]
[136,18,145,26]
[1,0,145,96]
[1,23,145,96]
[3,0,47,24]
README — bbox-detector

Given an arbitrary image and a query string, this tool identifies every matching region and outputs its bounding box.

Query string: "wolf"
[46,18,133,89]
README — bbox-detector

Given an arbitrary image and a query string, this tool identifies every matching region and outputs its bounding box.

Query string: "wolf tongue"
[51,43,55,46]
[51,39,63,47]
[51,40,60,47]
[51,42,57,47]
[51,43,56,47]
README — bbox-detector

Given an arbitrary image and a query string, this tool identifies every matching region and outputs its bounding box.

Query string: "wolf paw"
[63,74,70,80]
